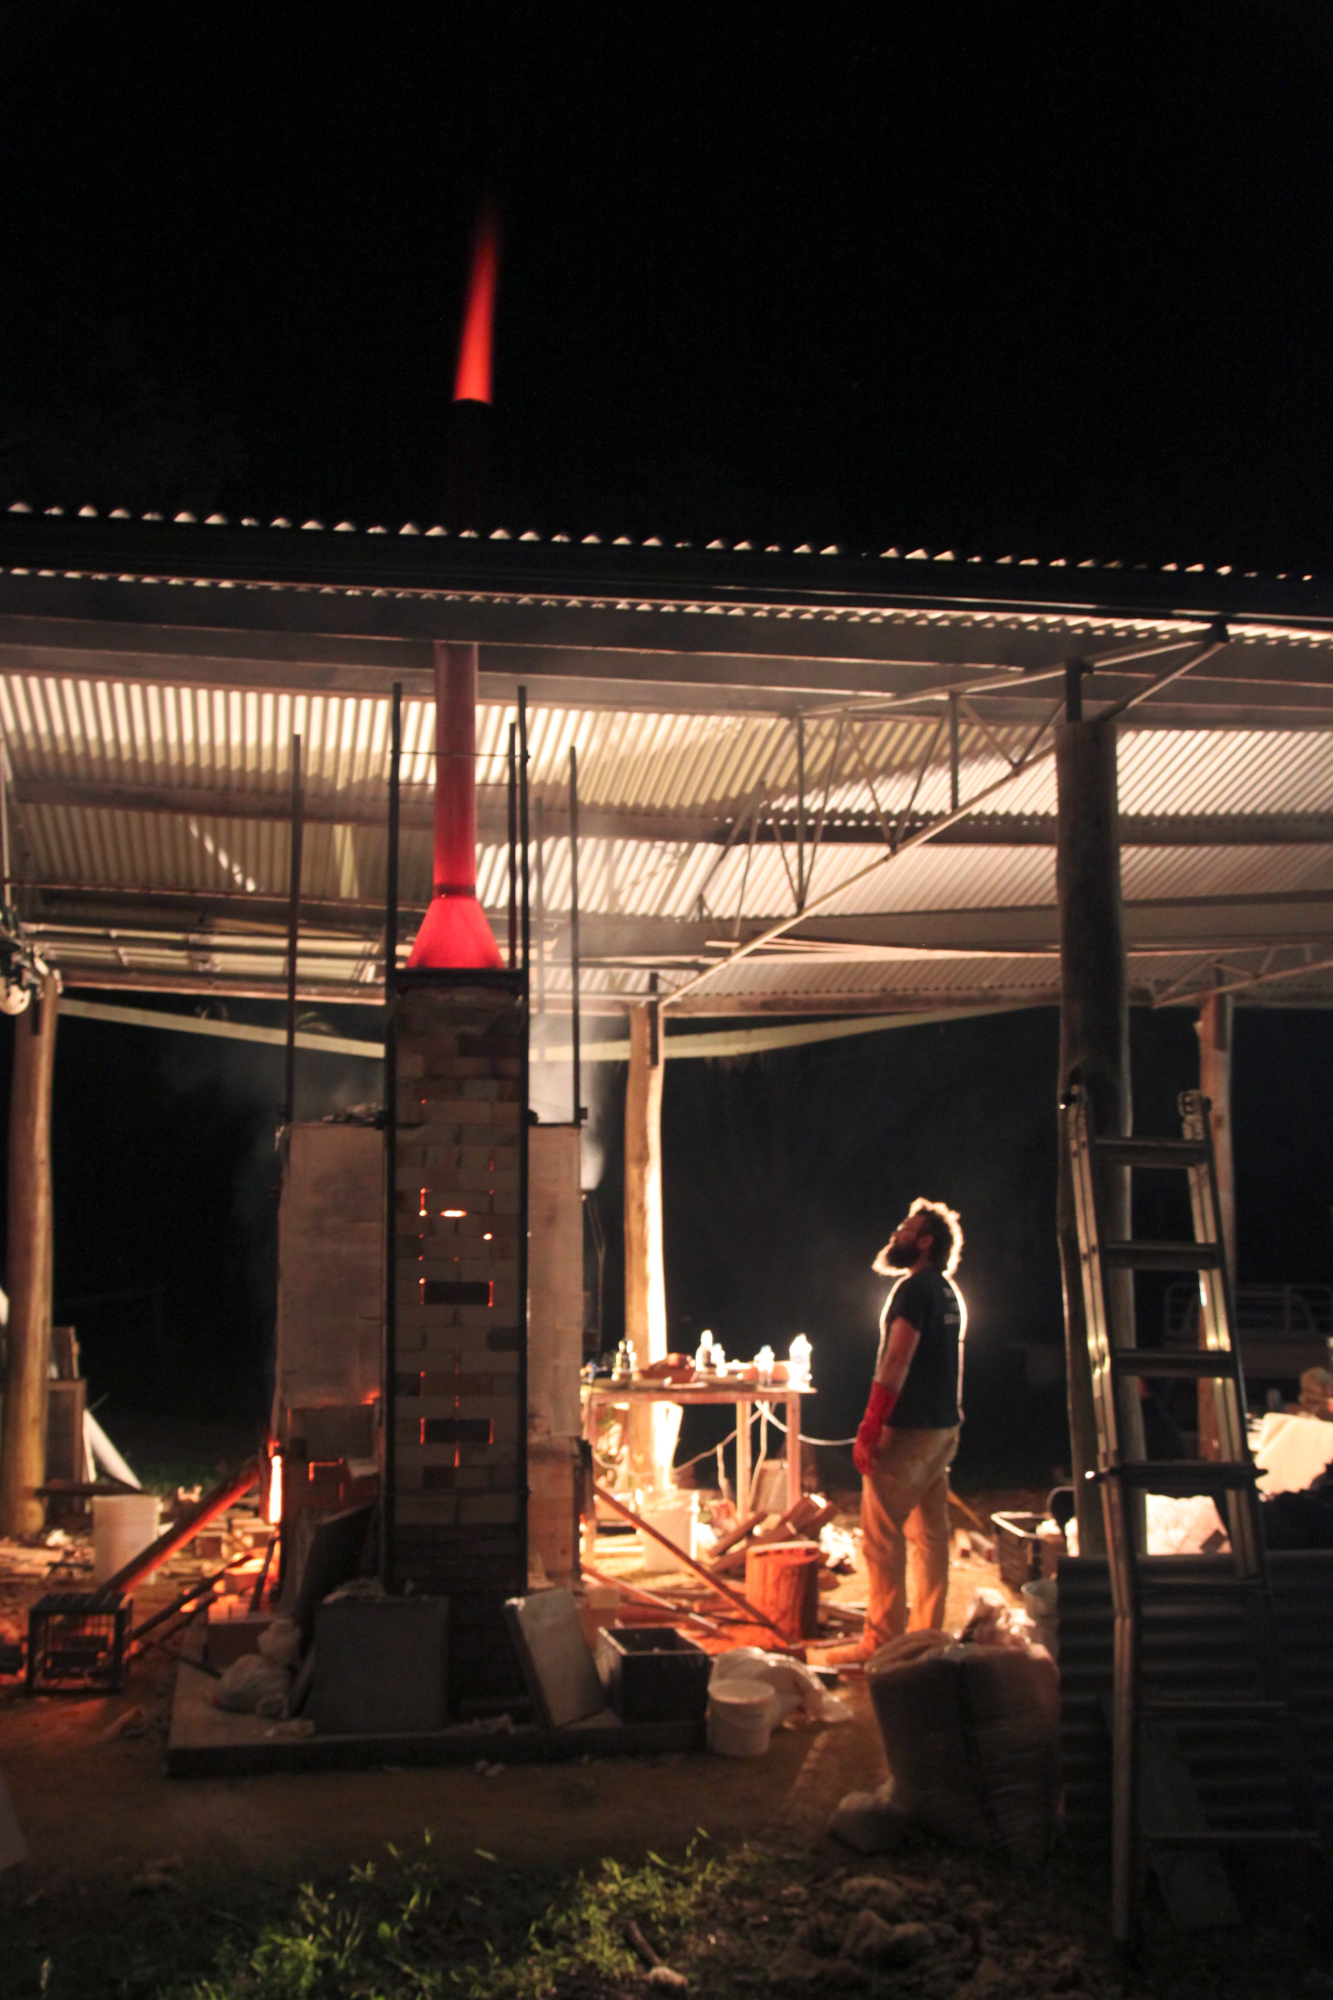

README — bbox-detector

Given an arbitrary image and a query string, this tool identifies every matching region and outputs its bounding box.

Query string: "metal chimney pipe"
[404,641,503,969]
[404,206,506,971]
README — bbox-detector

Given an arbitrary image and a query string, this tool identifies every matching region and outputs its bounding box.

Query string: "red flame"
[452,203,500,405]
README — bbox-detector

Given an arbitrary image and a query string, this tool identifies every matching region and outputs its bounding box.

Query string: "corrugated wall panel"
[1057,1552,1333,1853]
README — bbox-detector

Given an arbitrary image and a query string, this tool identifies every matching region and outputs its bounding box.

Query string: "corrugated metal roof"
[3,499,1323,592]
[4,641,1333,1010]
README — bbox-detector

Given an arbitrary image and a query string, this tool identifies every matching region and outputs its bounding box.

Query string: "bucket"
[743,1540,821,1641]
[707,1675,777,1757]
[1021,1578,1058,1659]
[637,1490,698,1565]
[92,1494,160,1586]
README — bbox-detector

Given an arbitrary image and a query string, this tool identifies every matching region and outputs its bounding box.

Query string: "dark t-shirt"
[876,1266,966,1429]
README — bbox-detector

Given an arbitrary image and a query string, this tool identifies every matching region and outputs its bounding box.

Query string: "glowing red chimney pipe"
[405,205,506,972]
[406,643,504,970]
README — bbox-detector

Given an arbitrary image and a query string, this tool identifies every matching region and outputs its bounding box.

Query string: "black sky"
[1,10,1331,562]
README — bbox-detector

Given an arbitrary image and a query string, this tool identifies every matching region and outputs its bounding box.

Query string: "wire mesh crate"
[990,1511,1047,1593]
[26,1592,130,1693]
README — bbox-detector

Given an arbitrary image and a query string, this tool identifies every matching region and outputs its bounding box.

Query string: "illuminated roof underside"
[3,508,1333,1020]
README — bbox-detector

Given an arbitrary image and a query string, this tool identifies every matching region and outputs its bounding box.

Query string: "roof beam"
[12,776,1333,850]
[22,890,1333,959]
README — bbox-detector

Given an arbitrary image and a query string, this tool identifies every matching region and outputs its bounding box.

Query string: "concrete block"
[503,1589,606,1727]
[312,1595,449,1736]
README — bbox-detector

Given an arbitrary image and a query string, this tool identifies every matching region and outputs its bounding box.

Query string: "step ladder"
[1064,1083,1329,1945]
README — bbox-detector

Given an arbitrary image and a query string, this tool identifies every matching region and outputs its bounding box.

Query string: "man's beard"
[880,1236,916,1272]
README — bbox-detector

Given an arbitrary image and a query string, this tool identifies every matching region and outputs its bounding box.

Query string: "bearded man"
[825,1198,967,1662]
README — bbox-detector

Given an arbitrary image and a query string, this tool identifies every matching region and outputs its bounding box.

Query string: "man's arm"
[875,1316,920,1396]
[853,1315,922,1474]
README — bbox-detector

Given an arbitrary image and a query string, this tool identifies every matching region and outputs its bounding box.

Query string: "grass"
[2,1827,1328,2000]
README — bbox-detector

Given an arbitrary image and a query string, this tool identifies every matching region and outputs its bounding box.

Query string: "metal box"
[596,1625,710,1723]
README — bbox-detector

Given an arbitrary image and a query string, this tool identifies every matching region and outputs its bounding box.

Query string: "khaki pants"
[860,1424,960,1647]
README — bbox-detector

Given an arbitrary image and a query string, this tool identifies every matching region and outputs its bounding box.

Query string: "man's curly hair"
[872,1196,964,1277]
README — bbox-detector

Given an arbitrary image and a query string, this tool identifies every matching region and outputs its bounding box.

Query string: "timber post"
[1055,703,1144,1554]
[0,971,58,1538]
[1196,991,1235,1458]
[624,996,671,1486]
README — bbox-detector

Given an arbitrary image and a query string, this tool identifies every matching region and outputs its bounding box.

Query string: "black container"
[596,1625,711,1723]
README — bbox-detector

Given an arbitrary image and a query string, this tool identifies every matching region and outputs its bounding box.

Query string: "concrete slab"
[503,1589,608,1727]
[167,1653,702,1777]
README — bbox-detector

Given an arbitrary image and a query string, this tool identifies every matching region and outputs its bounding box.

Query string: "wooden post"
[1055,712,1144,1556]
[624,1000,672,1486]
[1196,992,1235,1459]
[0,971,58,1537]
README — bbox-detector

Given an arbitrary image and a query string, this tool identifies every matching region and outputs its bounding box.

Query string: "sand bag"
[867,1638,1059,1863]
[212,1652,292,1718]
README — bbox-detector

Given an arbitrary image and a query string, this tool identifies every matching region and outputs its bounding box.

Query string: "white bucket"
[637,1490,697,1565]
[707,1675,777,1757]
[92,1494,161,1586]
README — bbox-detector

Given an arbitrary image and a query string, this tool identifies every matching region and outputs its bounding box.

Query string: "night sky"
[1,15,1332,1467]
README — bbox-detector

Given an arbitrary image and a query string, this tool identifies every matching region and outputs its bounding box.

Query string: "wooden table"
[581,1378,811,1514]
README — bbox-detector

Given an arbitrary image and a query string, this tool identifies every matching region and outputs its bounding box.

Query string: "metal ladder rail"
[1065,1086,1325,1946]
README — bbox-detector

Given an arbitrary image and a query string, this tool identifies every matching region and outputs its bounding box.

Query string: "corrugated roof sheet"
[3,499,1322,590]
[3,607,1333,1007]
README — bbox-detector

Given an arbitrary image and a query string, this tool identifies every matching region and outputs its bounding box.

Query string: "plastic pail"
[706,1675,777,1757]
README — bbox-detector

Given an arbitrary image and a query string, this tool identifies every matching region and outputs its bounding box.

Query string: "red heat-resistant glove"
[853,1381,898,1476]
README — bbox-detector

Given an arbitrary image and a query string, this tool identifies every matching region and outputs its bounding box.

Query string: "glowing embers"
[419,1190,468,1220]
[420,1278,493,1307]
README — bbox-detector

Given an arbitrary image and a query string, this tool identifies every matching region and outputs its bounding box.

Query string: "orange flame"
[452,202,501,405]
[267,1450,283,1525]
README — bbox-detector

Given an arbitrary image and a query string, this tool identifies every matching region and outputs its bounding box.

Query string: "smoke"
[527,1009,619,1190]
[579,1050,616,1190]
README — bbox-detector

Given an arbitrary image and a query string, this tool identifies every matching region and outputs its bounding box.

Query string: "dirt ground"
[0,1507,1327,2000]
[0,1501,1008,1894]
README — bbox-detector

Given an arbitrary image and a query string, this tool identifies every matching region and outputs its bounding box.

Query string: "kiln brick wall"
[388,978,526,1695]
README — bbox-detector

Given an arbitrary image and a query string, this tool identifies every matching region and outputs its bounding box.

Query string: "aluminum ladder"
[1064,1083,1328,1945]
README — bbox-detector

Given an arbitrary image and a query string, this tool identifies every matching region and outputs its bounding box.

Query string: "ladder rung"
[1143,1828,1321,1850]
[1096,1137,1207,1169]
[1104,1459,1258,1493]
[1102,1240,1223,1271]
[1110,1349,1239,1379]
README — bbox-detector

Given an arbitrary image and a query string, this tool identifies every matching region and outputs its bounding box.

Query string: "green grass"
[3,1828,1327,2000]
